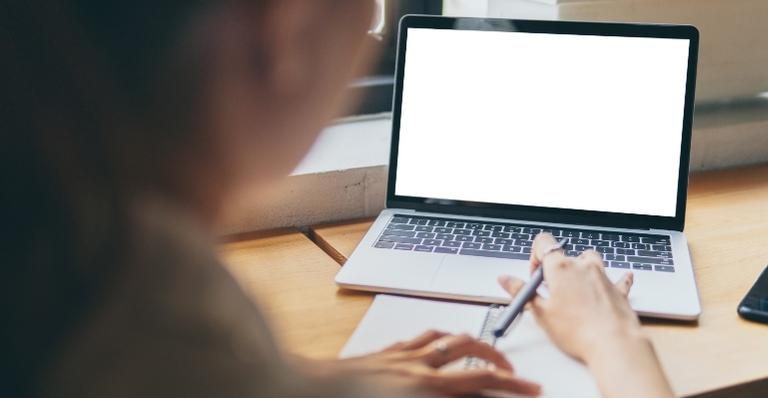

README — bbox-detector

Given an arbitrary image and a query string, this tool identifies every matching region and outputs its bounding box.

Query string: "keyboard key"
[562,230,580,238]
[389,224,415,231]
[491,225,504,231]
[621,235,640,242]
[434,227,452,233]
[375,241,395,249]
[601,233,619,241]
[482,224,495,231]
[434,247,458,254]
[391,216,409,223]
[394,243,414,250]
[652,245,672,251]
[564,244,574,250]
[597,246,614,254]
[435,233,454,240]
[416,232,436,239]
[611,261,630,269]
[592,240,610,247]
[467,223,483,229]
[475,237,494,243]
[566,250,579,256]
[414,245,433,252]
[482,244,502,251]
[605,254,626,261]
[380,236,422,244]
[445,221,464,228]
[460,248,529,260]
[382,230,417,238]
[454,229,472,235]
[463,242,482,249]
[413,218,429,225]
[581,231,601,239]
[503,226,520,233]
[575,244,593,251]
[612,241,630,248]
[428,219,446,226]
[641,236,671,244]
[511,233,531,240]
[616,248,636,255]
[571,238,590,245]
[631,243,649,250]
[415,226,433,232]
[443,240,462,248]
[627,256,674,265]
[632,263,653,271]
[516,240,533,247]
[455,235,474,242]
[522,247,532,254]
[492,232,511,238]
[502,245,522,252]
[472,230,491,237]
[637,250,672,258]
[422,239,442,246]
[654,265,675,272]
[495,238,514,245]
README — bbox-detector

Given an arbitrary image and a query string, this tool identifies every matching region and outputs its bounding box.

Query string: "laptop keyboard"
[373,214,675,272]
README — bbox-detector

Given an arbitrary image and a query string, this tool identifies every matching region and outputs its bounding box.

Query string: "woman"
[1,1,674,397]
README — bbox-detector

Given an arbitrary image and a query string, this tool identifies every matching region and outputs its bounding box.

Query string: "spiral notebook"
[340,295,599,398]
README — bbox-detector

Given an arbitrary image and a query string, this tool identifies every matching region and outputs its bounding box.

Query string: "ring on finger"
[435,341,449,356]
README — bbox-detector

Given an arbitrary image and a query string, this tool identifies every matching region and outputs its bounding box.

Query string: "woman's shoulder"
[40,197,290,397]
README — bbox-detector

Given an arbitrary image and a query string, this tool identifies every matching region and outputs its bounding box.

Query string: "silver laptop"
[336,16,701,320]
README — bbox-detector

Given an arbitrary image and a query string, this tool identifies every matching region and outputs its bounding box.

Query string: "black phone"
[738,265,768,324]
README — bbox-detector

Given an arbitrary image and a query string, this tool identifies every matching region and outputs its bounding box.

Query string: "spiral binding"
[464,304,504,369]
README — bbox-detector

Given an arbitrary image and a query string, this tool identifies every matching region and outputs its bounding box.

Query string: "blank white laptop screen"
[394,28,691,217]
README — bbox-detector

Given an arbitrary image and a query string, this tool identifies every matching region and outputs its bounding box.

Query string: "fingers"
[529,233,559,274]
[382,329,448,352]
[577,249,603,267]
[497,275,525,298]
[420,334,513,371]
[425,369,541,396]
[614,272,634,297]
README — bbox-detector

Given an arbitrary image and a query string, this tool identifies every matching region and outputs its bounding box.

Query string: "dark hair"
[0,1,217,394]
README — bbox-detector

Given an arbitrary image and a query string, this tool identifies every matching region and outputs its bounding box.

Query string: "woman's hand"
[335,329,541,397]
[498,233,674,398]
[498,233,638,362]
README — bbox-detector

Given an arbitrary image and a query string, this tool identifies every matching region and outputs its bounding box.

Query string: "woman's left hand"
[333,329,541,397]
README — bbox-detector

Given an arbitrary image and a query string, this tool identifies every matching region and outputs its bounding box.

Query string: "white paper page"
[341,295,599,398]
[340,295,488,358]
[496,313,600,398]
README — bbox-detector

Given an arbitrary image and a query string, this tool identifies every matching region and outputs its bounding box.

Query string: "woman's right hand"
[498,233,639,362]
[498,233,674,398]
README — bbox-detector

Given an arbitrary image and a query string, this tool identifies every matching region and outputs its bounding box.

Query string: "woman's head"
[4,0,375,220]
[1,0,375,392]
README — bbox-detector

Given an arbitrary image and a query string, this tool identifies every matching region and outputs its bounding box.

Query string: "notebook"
[340,295,599,398]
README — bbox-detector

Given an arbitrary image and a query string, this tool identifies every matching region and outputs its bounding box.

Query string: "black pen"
[492,238,567,338]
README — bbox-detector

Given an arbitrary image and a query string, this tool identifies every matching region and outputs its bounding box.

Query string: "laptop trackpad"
[431,255,530,299]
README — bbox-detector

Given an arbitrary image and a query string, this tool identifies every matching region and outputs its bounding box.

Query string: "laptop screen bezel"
[386,15,699,232]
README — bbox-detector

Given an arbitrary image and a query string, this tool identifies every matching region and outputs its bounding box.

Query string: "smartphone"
[738,265,768,324]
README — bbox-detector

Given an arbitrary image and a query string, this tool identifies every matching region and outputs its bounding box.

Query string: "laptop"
[336,16,701,320]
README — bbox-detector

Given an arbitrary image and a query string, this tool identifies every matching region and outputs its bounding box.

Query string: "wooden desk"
[219,231,372,359]
[309,165,768,397]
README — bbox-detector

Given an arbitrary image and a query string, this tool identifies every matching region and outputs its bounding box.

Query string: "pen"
[492,238,567,338]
